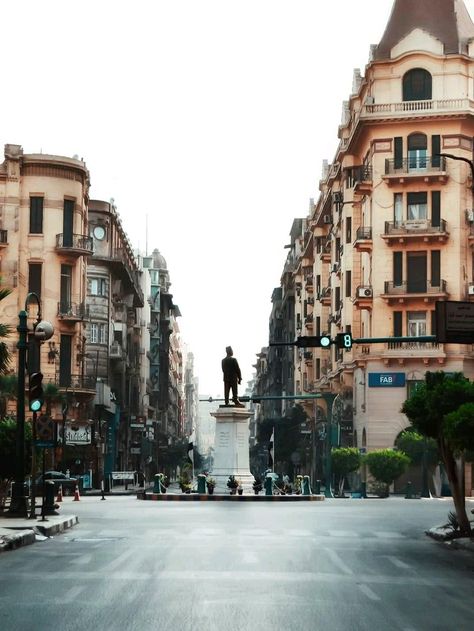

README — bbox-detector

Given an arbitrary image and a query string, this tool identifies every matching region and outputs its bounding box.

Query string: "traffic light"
[296,336,332,348]
[28,372,44,412]
[335,332,353,350]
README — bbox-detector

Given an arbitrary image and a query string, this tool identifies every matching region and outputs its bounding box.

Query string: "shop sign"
[368,372,405,387]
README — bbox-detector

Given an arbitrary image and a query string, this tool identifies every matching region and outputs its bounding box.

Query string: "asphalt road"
[0,496,473,631]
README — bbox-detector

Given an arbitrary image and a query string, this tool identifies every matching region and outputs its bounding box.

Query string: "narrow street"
[1,496,473,631]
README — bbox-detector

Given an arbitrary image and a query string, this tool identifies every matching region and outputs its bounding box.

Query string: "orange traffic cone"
[73,484,81,501]
[56,484,63,503]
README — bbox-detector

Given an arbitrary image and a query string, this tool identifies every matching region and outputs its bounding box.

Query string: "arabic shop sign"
[65,424,91,445]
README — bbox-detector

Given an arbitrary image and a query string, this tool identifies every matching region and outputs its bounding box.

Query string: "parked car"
[35,471,79,496]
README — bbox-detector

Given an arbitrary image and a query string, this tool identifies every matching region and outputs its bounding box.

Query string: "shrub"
[365,449,410,495]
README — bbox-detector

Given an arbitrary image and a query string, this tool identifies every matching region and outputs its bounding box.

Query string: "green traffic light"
[30,399,42,412]
[320,336,331,348]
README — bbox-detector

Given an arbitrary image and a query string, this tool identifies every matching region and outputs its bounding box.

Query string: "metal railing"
[355,227,372,240]
[383,279,447,295]
[55,373,96,390]
[384,156,446,175]
[386,341,441,350]
[384,219,447,235]
[56,233,93,253]
[57,302,89,319]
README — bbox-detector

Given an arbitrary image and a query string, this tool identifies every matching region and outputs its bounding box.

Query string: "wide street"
[0,495,473,631]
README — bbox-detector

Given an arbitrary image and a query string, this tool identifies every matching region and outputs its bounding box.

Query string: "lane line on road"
[324,549,353,575]
[56,585,85,604]
[386,556,412,570]
[358,584,381,601]
[102,548,136,572]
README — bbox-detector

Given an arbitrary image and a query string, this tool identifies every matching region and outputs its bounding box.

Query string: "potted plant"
[252,477,263,495]
[294,475,303,495]
[179,471,192,493]
[206,477,216,495]
[227,475,239,495]
[237,481,243,496]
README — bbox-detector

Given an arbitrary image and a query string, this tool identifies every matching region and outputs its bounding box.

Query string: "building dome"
[152,248,167,270]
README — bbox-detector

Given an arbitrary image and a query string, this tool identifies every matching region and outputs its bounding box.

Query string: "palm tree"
[0,280,12,375]
[43,382,63,417]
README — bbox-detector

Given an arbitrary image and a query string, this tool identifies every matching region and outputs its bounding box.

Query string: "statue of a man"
[221,346,244,406]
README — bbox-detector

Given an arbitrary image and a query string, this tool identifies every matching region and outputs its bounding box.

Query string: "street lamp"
[9,292,54,516]
[437,152,474,190]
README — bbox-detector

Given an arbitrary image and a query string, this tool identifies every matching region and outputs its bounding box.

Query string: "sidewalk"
[0,513,78,554]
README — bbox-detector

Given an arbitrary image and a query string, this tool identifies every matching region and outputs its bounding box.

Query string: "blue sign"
[368,372,406,387]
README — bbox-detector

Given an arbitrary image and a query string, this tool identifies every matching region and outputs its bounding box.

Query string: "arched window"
[403,69,432,101]
[408,133,427,170]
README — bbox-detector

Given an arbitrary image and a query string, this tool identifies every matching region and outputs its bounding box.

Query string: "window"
[394,193,403,224]
[346,217,352,243]
[407,134,427,170]
[407,192,427,220]
[28,263,42,297]
[403,68,432,101]
[29,197,43,234]
[60,265,72,309]
[89,278,107,296]
[407,311,427,337]
[90,323,106,344]
[345,270,352,298]
[149,270,159,284]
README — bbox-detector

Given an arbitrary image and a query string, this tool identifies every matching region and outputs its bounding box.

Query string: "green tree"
[331,447,362,496]
[365,449,410,496]
[402,371,474,535]
[0,281,12,375]
[395,429,438,467]
[43,382,63,417]
[0,374,17,419]
[0,417,32,477]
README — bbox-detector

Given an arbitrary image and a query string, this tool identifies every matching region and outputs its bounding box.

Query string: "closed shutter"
[431,135,440,167]
[394,137,403,169]
[394,311,403,337]
[431,250,441,287]
[393,252,403,286]
[431,191,440,227]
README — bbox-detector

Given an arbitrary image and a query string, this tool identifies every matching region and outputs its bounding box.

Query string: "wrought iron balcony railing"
[384,156,446,175]
[383,279,447,295]
[56,233,93,254]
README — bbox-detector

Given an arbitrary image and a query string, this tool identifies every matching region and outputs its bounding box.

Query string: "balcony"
[354,226,372,252]
[305,274,314,292]
[382,156,447,186]
[57,301,89,321]
[319,287,331,306]
[110,342,125,360]
[54,373,96,394]
[469,224,474,246]
[381,341,446,366]
[55,233,94,257]
[382,280,448,303]
[382,219,449,244]
[319,243,331,262]
[304,315,314,330]
[352,165,373,194]
[0,229,7,247]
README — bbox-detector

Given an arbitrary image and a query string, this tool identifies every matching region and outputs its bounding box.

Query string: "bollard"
[42,480,58,517]
[264,475,273,496]
[302,475,312,496]
[405,481,413,499]
[197,474,206,494]
[360,482,367,498]
[153,474,163,494]
[314,480,321,494]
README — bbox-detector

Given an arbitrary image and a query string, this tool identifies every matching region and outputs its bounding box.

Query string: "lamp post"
[437,152,474,191]
[9,293,53,516]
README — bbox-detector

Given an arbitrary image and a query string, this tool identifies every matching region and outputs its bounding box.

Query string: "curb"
[0,529,36,553]
[34,515,78,536]
[138,492,325,502]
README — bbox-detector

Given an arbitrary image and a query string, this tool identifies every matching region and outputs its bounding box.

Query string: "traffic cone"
[56,485,63,503]
[73,484,81,501]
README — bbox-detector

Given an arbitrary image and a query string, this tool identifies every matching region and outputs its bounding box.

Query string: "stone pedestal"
[211,406,255,493]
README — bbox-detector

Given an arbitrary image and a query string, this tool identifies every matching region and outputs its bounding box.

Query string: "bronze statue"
[221,346,244,407]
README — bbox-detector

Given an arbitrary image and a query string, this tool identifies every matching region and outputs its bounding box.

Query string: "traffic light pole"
[9,310,29,516]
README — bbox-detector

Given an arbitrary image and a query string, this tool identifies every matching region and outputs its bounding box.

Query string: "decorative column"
[210,406,255,493]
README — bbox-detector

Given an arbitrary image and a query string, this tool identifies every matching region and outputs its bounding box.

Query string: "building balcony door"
[63,200,74,248]
[407,252,427,293]
[59,334,72,387]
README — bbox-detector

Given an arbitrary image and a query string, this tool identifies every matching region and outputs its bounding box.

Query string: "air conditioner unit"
[323,214,332,224]
[466,210,474,223]
[365,95,375,105]
[332,264,339,273]
[358,287,373,298]
[468,284,474,296]
[332,192,343,204]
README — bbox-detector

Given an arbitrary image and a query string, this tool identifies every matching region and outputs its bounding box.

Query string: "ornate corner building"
[257,0,474,473]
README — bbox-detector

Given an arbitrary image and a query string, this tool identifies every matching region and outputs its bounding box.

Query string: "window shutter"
[346,217,352,243]
[431,135,440,167]
[431,250,441,287]
[393,252,403,286]
[431,191,440,227]
[394,137,403,169]
[394,311,403,337]
[431,311,437,336]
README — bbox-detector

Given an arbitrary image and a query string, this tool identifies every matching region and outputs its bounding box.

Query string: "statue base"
[210,406,255,493]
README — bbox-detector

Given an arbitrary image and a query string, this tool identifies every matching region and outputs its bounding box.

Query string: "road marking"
[373,531,405,539]
[324,549,353,575]
[386,556,411,570]
[239,529,271,537]
[70,554,93,566]
[102,548,136,572]
[284,529,312,537]
[358,584,381,601]
[56,585,85,604]
[329,530,358,537]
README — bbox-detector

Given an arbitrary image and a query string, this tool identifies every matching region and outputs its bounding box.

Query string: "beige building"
[294,0,474,471]
[0,144,94,439]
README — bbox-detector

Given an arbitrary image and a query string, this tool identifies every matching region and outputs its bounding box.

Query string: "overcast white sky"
[3,0,474,395]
